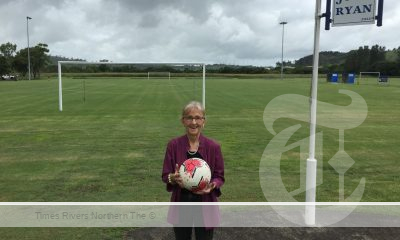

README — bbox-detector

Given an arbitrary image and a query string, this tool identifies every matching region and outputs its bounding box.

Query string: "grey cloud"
[117,0,213,23]
[138,13,161,28]
[0,0,398,65]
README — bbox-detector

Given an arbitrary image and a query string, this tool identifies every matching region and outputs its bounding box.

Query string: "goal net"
[147,72,171,80]
[57,62,206,111]
[359,72,380,85]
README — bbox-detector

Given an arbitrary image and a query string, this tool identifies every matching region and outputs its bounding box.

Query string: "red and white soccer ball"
[179,158,211,192]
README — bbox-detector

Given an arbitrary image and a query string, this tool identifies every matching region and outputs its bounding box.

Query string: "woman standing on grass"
[162,101,225,240]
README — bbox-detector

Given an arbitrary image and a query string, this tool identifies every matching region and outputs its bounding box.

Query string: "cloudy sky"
[0,0,399,66]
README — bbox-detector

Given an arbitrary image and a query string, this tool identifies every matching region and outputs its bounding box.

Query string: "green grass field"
[0,75,399,238]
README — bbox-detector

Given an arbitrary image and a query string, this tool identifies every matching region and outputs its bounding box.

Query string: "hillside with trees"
[295,51,347,67]
[294,45,400,75]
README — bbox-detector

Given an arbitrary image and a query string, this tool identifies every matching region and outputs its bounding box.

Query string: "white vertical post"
[305,157,317,225]
[305,0,321,226]
[26,16,32,81]
[58,62,63,111]
[279,21,287,80]
[202,64,206,109]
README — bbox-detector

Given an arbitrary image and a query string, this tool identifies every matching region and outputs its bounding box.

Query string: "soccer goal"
[359,72,380,85]
[57,61,206,111]
[147,72,171,80]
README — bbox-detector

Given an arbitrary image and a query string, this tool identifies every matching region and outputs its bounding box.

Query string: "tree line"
[0,42,49,79]
[286,45,400,75]
[1,41,400,79]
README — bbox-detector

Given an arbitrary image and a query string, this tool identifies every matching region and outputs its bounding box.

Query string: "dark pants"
[173,189,214,240]
[173,227,213,240]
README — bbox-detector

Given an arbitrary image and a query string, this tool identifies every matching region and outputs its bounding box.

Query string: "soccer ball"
[179,158,211,192]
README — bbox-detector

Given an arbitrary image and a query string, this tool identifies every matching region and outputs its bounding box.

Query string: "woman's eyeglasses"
[183,116,205,122]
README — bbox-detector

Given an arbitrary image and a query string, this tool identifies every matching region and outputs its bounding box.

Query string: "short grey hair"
[182,101,205,117]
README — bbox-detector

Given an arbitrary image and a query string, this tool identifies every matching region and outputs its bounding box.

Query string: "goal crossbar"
[58,61,206,111]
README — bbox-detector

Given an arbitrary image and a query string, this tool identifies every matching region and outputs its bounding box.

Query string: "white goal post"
[57,61,206,111]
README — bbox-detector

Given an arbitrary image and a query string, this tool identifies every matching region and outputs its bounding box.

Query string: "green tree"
[13,43,50,79]
[0,42,17,58]
[360,46,370,71]
[0,55,9,75]
[31,43,50,78]
[397,47,400,63]
[344,46,372,73]
[13,48,28,77]
[0,42,17,74]
[369,44,386,67]
[344,50,359,73]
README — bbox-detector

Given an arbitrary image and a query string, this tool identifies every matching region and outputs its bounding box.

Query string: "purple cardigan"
[162,134,225,227]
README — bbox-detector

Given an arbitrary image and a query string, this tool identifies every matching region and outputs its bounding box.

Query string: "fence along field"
[0,75,399,204]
